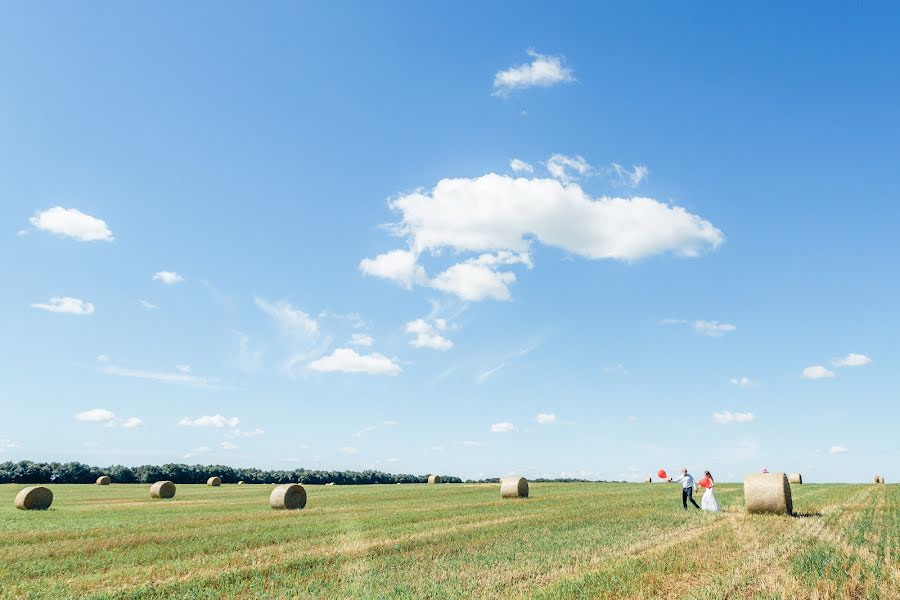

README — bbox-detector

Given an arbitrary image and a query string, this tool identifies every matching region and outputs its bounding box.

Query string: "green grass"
[1,482,897,599]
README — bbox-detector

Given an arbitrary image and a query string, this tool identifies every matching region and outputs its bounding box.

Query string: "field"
[1,482,898,599]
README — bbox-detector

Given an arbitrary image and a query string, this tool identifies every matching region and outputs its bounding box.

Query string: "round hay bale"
[269,484,306,510]
[500,477,529,499]
[237,481,245,485]
[874,475,885,484]
[644,476,652,483]
[96,475,111,485]
[788,473,803,484]
[744,472,792,515]
[14,486,53,510]
[207,476,221,487]
[149,481,176,499]
[325,482,335,486]
[427,474,441,484]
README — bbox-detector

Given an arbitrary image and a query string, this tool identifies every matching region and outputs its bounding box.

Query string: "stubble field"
[1,482,897,599]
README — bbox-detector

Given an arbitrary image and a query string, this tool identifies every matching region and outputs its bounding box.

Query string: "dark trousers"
[682,487,700,509]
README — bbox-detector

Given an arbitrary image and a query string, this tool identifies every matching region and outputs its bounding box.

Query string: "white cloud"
[221,441,238,451]
[385,457,400,463]
[0,439,21,452]
[362,172,722,302]
[178,415,240,428]
[406,318,453,350]
[493,49,574,96]
[152,271,183,285]
[832,353,871,367]
[359,249,427,289]
[103,365,223,388]
[730,377,754,388]
[382,420,397,426]
[255,297,319,339]
[491,421,516,433]
[546,154,592,184]
[139,299,158,310]
[509,158,533,174]
[803,365,835,380]
[353,425,377,439]
[712,411,756,425]
[184,446,210,459]
[121,417,143,429]
[31,296,94,315]
[96,354,110,363]
[307,348,401,375]
[829,445,849,455]
[175,364,191,373]
[226,427,264,438]
[74,408,117,426]
[340,446,359,455]
[462,440,485,448]
[536,413,556,424]
[693,320,736,336]
[349,333,374,347]
[30,206,113,241]
[610,163,649,188]
[602,364,628,375]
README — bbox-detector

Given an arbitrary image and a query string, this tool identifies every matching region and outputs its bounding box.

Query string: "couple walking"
[670,467,719,512]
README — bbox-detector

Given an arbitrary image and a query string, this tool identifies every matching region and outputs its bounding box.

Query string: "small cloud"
[509,158,534,174]
[829,445,849,455]
[658,318,688,326]
[492,49,575,96]
[175,364,191,373]
[385,457,400,463]
[430,445,445,452]
[226,427,264,438]
[601,364,628,375]
[349,333,374,347]
[382,420,397,426]
[152,271,184,285]
[730,377,754,388]
[96,354,110,363]
[406,318,453,351]
[803,365,835,380]
[490,421,516,433]
[184,446,211,459]
[31,296,94,315]
[340,446,359,455]
[712,411,756,425]
[74,408,117,427]
[609,163,649,188]
[307,348,401,376]
[255,297,320,339]
[353,425,377,439]
[139,299,158,310]
[546,153,592,184]
[0,439,22,452]
[16,229,28,237]
[178,414,240,428]
[535,413,556,425]
[121,417,143,429]
[220,441,238,451]
[693,320,736,337]
[627,416,638,423]
[832,353,871,367]
[462,440,485,448]
[29,206,113,242]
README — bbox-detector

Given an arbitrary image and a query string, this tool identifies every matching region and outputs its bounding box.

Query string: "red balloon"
[657,469,668,479]
[699,477,712,489]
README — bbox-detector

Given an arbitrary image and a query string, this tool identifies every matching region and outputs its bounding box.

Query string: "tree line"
[0,461,462,485]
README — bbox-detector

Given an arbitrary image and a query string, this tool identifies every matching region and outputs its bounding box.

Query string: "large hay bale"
[149,481,176,499]
[96,475,111,485]
[14,486,53,510]
[427,475,441,484]
[207,476,222,487]
[237,481,245,485]
[644,476,652,483]
[500,477,529,498]
[744,472,792,515]
[874,475,885,484]
[788,473,803,484]
[269,484,306,510]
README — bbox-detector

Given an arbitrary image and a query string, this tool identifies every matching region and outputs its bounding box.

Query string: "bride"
[701,470,720,512]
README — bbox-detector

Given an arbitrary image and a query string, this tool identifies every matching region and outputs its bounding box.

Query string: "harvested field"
[0,482,897,599]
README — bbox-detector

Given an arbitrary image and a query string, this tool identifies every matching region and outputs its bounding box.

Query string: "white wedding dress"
[701,486,720,512]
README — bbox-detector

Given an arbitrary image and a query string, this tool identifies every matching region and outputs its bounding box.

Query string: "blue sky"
[1,3,898,482]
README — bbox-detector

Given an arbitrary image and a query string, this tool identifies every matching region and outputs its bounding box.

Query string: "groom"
[670,467,700,509]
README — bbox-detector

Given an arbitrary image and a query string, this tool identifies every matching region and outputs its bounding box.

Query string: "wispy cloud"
[31,296,94,315]
[139,299,158,310]
[178,415,239,428]
[490,422,516,433]
[103,364,227,389]
[535,413,556,425]
[493,49,575,96]
[729,377,755,388]
[712,411,756,425]
[829,445,849,455]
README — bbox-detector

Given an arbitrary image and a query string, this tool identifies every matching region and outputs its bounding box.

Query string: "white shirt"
[672,473,695,489]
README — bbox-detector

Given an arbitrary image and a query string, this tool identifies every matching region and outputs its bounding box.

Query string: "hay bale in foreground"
[96,475,111,485]
[238,481,245,485]
[427,475,441,484]
[269,484,306,510]
[788,473,803,484]
[500,477,529,499]
[14,486,53,510]
[207,476,222,487]
[874,475,885,484]
[744,472,792,515]
[150,481,176,499]
[644,476,652,483]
